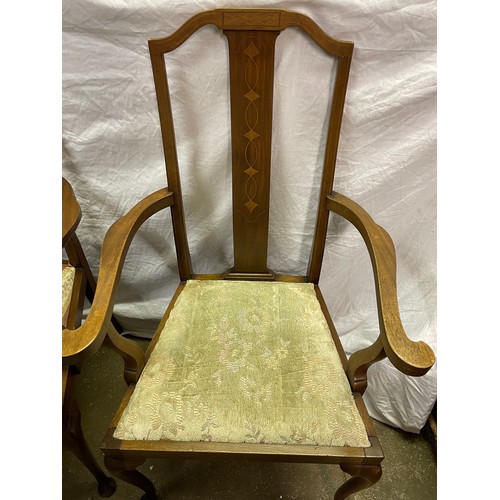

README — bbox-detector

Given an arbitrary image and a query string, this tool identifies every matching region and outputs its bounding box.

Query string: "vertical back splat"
[224,30,280,277]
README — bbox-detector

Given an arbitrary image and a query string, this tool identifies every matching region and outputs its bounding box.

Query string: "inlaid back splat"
[148,9,353,281]
[224,30,279,275]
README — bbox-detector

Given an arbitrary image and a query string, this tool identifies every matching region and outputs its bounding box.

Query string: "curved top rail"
[148,8,353,57]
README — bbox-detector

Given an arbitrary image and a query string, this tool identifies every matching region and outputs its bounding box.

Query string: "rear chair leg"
[334,464,382,500]
[63,400,116,497]
[104,456,157,500]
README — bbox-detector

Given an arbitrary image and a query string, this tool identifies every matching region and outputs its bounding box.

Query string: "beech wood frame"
[62,8,435,499]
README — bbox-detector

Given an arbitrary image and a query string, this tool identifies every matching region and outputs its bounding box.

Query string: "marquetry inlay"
[224,29,279,272]
[242,41,261,214]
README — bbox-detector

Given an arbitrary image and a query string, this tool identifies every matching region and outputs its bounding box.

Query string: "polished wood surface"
[336,464,382,500]
[347,337,386,393]
[102,428,381,464]
[150,53,192,281]
[148,9,353,56]
[315,286,349,370]
[307,54,353,283]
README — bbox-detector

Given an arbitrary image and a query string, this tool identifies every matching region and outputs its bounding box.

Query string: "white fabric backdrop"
[62,0,436,433]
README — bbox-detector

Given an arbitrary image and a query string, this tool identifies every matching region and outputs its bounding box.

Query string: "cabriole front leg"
[104,456,157,500]
[334,463,382,499]
[63,399,116,497]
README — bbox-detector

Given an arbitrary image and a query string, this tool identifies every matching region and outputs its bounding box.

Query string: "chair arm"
[62,188,175,366]
[326,191,435,378]
[62,177,82,247]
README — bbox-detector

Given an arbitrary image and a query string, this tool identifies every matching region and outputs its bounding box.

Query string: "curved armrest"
[62,188,175,366]
[62,177,82,247]
[326,191,435,378]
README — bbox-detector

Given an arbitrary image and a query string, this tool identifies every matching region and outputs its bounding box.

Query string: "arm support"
[62,188,175,366]
[326,192,435,387]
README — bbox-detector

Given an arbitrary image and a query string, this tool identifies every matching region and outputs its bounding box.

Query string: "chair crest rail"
[148,9,353,57]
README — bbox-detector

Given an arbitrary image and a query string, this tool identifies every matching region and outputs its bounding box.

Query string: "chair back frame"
[148,8,353,283]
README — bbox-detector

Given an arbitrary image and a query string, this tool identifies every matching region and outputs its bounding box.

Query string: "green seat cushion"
[62,265,76,318]
[114,280,370,448]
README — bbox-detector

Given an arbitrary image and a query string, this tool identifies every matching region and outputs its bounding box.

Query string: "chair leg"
[334,463,382,500]
[104,456,157,500]
[63,400,116,497]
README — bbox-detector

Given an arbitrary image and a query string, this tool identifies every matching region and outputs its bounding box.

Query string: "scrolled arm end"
[382,333,435,377]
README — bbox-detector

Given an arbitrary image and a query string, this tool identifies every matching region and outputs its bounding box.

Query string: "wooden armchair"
[62,177,145,495]
[63,9,435,499]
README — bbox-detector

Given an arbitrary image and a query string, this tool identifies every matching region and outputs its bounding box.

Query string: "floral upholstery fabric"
[62,265,76,318]
[114,280,370,447]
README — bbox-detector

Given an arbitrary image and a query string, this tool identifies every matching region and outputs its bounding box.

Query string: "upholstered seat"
[114,280,370,448]
[62,265,76,318]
